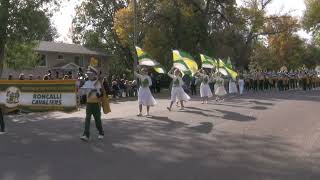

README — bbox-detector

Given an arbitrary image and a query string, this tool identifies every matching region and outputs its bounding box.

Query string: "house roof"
[34,41,107,56]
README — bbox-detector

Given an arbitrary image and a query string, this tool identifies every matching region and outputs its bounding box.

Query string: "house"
[1,41,110,79]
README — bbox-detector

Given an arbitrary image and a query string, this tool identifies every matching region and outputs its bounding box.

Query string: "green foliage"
[0,0,61,75]
[5,41,39,70]
[72,0,320,74]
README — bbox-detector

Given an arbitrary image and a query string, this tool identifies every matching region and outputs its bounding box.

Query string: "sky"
[52,0,311,43]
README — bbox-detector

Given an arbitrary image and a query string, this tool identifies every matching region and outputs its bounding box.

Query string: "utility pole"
[133,0,138,74]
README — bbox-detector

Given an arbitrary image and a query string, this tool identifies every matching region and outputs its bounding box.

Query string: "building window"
[57,55,64,60]
[74,56,84,67]
[38,54,47,67]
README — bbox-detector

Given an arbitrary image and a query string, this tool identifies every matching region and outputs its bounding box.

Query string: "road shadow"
[188,122,213,134]
[215,109,256,122]
[0,100,319,180]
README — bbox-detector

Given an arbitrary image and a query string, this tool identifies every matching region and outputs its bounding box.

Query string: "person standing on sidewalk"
[0,108,6,135]
[80,66,104,142]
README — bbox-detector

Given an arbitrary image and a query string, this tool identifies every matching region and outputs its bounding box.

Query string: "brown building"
[2,41,110,79]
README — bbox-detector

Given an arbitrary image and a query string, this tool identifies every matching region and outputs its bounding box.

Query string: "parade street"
[0,91,320,180]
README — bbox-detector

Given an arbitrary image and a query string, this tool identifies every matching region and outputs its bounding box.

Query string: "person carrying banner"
[134,67,157,117]
[80,66,104,142]
[167,68,190,111]
[0,108,6,135]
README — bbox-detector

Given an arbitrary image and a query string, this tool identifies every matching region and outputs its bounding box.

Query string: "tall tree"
[303,0,320,45]
[0,0,61,76]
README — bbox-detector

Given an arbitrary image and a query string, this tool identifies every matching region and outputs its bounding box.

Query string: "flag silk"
[218,58,238,80]
[135,46,159,67]
[154,65,166,74]
[173,50,198,76]
[200,54,217,69]
[135,46,165,73]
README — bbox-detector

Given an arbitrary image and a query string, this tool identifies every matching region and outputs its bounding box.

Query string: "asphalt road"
[1,90,320,180]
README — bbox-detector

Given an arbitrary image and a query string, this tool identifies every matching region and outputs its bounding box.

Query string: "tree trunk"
[0,0,10,78]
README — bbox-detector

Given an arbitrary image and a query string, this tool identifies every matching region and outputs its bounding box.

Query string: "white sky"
[52,0,311,43]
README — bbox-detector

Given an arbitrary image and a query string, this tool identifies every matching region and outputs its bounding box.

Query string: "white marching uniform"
[168,73,190,102]
[199,74,213,98]
[214,77,227,96]
[135,73,157,106]
[229,79,238,94]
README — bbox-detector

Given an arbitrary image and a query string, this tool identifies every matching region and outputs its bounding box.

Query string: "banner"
[0,80,78,112]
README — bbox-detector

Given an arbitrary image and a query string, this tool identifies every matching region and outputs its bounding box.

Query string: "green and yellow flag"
[173,50,198,76]
[218,58,238,80]
[135,46,166,73]
[200,54,217,69]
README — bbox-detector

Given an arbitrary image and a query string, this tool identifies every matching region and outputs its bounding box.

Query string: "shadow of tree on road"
[0,104,319,180]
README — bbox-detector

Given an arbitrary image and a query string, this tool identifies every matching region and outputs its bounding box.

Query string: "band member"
[167,68,190,111]
[196,69,213,104]
[0,108,5,135]
[134,67,157,117]
[80,66,104,142]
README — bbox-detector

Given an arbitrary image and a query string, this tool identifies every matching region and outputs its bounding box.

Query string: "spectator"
[68,71,73,79]
[8,74,13,80]
[150,73,156,93]
[125,80,131,97]
[131,80,138,97]
[119,79,126,97]
[37,75,41,80]
[112,81,120,98]
[0,108,5,135]
[102,77,111,96]
[63,75,69,80]
[190,76,197,96]
[29,74,33,80]
[156,76,161,93]
[47,70,52,80]
[43,75,49,80]
[56,71,60,79]
[19,73,25,80]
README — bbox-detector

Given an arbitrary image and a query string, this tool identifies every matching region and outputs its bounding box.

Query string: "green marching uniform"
[0,108,5,133]
[80,67,104,141]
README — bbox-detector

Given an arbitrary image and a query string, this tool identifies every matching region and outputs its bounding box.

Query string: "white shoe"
[137,113,143,117]
[0,131,7,135]
[98,135,104,140]
[80,135,89,142]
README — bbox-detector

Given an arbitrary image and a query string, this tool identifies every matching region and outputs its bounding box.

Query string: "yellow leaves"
[113,3,134,47]
[90,57,99,67]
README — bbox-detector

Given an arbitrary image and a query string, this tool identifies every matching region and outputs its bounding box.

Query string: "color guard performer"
[134,67,157,117]
[195,69,213,104]
[167,68,190,111]
[213,72,227,103]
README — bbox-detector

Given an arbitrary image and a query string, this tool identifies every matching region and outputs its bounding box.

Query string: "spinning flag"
[218,58,238,80]
[200,54,217,69]
[135,46,166,73]
[173,50,198,76]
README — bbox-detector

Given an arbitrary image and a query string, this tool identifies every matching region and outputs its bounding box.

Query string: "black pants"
[191,84,196,95]
[0,108,5,132]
